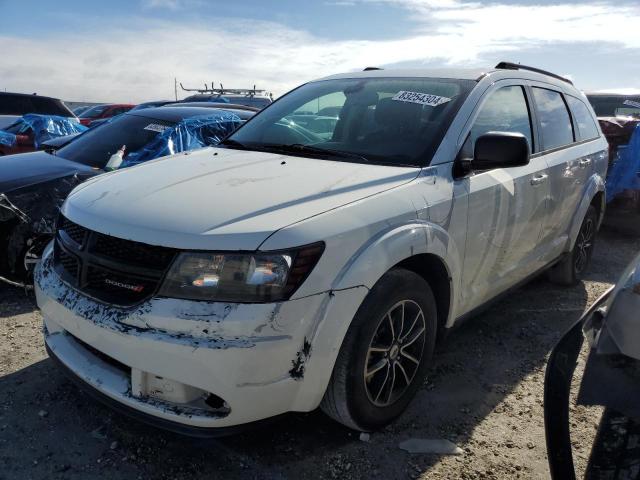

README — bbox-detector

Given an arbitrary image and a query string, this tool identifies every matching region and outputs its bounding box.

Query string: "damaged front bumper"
[35,245,368,433]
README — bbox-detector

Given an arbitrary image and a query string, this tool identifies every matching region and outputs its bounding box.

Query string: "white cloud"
[1,2,640,102]
[141,0,192,10]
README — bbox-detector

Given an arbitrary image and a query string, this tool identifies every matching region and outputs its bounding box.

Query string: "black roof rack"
[495,61,573,85]
[363,67,383,71]
[179,82,271,98]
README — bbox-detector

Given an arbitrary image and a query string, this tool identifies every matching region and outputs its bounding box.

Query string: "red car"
[78,103,134,126]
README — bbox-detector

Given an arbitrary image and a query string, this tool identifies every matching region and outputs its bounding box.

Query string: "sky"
[1,0,640,103]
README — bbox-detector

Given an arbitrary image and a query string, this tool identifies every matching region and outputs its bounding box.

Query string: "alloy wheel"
[364,300,427,407]
[575,217,595,274]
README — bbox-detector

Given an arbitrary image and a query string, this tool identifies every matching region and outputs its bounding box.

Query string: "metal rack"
[179,82,272,98]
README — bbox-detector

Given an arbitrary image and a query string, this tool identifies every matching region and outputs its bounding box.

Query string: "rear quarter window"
[532,88,575,150]
[566,96,600,141]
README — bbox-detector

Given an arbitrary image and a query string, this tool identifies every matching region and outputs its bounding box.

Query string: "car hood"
[64,147,419,250]
[0,150,96,193]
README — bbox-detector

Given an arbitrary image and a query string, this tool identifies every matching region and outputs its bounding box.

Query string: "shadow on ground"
[0,284,35,318]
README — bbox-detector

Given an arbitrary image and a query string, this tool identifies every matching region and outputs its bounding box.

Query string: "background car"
[129,100,175,111]
[72,105,92,116]
[586,92,640,233]
[0,105,252,284]
[78,103,135,126]
[586,92,640,163]
[39,132,83,152]
[0,92,75,130]
[182,93,272,109]
[0,114,87,156]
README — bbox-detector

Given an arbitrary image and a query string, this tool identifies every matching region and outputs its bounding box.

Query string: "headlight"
[158,242,325,302]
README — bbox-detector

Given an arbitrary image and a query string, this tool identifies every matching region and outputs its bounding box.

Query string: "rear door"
[459,82,550,312]
[530,85,598,257]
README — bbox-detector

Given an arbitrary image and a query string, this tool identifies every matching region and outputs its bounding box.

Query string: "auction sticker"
[623,99,640,109]
[392,91,451,107]
[144,123,169,133]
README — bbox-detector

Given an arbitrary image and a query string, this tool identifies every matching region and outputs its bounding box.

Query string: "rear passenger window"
[532,88,574,150]
[470,85,533,150]
[566,96,599,141]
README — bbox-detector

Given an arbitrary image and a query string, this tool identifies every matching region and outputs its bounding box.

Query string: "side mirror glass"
[473,132,530,171]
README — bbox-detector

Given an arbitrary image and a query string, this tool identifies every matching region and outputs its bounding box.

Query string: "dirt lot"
[1,229,639,480]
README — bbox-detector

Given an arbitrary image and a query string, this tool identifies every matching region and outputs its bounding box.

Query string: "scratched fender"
[567,173,606,250]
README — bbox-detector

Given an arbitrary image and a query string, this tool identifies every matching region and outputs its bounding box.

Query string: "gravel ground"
[0,229,638,480]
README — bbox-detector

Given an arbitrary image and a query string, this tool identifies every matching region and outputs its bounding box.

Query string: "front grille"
[53,216,177,306]
[57,248,80,279]
[60,216,88,246]
[93,233,175,269]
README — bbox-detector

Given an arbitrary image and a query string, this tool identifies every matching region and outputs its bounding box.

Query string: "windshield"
[587,95,640,118]
[80,104,109,119]
[227,77,474,167]
[57,114,176,168]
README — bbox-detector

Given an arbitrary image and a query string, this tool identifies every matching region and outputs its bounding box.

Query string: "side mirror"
[473,132,530,171]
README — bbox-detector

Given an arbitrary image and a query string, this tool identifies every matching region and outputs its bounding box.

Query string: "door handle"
[530,174,548,186]
[579,158,592,168]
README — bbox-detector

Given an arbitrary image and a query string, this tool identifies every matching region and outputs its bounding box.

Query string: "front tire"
[320,268,437,431]
[548,205,598,286]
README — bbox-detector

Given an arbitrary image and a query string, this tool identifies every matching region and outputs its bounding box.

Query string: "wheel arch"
[591,190,606,229]
[331,220,461,330]
[567,173,606,250]
[395,253,452,340]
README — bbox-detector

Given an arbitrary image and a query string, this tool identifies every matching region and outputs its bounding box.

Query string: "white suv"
[35,63,608,434]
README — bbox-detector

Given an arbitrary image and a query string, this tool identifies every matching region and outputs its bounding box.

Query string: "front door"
[459,83,549,313]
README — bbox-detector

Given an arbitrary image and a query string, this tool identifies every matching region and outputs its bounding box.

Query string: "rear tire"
[320,268,437,431]
[548,205,598,286]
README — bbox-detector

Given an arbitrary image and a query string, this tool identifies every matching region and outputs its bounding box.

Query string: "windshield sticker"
[391,91,451,107]
[623,99,640,109]
[144,123,169,133]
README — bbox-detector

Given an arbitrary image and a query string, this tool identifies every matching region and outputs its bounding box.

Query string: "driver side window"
[471,85,533,150]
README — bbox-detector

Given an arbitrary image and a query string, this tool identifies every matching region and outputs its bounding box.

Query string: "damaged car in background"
[0,114,88,156]
[36,63,608,435]
[586,92,640,234]
[0,105,250,286]
[545,253,640,479]
[0,91,76,130]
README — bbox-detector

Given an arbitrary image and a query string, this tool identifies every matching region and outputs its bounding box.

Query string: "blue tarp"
[607,123,640,202]
[0,130,16,148]
[121,111,243,167]
[0,114,88,149]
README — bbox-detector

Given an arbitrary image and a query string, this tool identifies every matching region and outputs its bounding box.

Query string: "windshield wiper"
[260,143,371,163]
[219,138,250,150]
